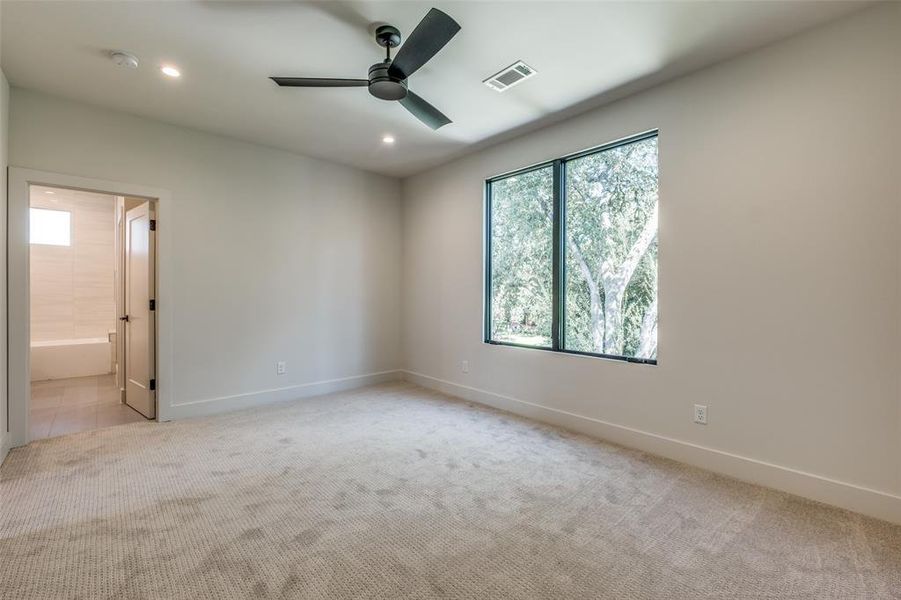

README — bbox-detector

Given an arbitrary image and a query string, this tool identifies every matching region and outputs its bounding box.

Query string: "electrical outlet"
[461,360,469,373]
[694,404,708,425]
[276,361,286,375]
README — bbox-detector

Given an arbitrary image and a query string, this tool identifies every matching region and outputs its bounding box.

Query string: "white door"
[124,201,156,418]
[114,198,126,399]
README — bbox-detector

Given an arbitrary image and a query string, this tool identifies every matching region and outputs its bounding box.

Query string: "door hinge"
[149,378,156,391]
[149,299,156,311]
[149,219,156,231]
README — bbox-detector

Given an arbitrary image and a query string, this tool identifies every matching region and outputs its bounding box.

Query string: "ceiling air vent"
[483,60,537,92]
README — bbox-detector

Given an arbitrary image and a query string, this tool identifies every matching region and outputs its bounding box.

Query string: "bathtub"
[31,336,114,381]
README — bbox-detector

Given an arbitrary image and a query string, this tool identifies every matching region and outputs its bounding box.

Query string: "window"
[30,208,72,246]
[485,131,658,364]
[487,165,554,347]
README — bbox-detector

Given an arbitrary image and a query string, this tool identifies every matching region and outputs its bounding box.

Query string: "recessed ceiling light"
[45,190,55,195]
[382,135,395,144]
[160,65,181,78]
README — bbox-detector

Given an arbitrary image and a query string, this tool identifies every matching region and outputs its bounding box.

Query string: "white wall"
[401,4,901,520]
[1,68,9,461]
[10,89,402,417]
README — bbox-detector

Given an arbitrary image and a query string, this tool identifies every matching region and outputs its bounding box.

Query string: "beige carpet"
[1,382,899,599]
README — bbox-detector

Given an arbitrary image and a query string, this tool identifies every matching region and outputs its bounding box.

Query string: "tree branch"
[612,202,658,291]
[637,295,658,359]
[600,202,658,354]
[567,235,604,352]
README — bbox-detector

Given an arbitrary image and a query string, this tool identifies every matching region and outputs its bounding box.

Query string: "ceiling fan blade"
[270,77,368,87]
[388,8,460,80]
[399,90,452,130]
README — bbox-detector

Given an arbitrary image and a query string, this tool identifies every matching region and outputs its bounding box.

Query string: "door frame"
[7,168,173,448]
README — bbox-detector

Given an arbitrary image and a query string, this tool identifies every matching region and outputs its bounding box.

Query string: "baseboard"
[167,370,402,420]
[402,370,901,525]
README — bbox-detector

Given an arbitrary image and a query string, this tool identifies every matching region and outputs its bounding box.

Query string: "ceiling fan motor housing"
[368,61,408,101]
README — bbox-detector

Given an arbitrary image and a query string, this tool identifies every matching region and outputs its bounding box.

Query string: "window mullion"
[551,159,564,351]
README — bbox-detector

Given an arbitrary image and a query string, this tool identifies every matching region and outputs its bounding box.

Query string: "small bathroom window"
[30,208,71,246]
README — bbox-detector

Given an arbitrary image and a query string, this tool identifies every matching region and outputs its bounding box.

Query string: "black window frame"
[484,129,659,366]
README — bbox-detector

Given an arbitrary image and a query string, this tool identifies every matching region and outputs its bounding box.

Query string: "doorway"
[26,186,157,439]
[6,166,173,453]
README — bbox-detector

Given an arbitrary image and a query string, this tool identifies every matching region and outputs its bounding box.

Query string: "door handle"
[119,315,130,322]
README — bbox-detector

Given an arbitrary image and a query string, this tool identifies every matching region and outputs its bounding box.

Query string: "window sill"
[483,340,657,366]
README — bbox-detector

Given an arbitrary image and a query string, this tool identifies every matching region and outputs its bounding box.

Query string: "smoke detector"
[483,60,536,92]
[110,51,139,69]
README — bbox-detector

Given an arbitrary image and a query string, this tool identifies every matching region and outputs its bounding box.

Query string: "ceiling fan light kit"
[270,8,460,130]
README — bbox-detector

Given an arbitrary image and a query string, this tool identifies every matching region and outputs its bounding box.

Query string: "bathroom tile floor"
[30,374,147,440]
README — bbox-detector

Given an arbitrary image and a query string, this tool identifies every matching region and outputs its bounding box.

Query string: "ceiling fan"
[270,7,460,130]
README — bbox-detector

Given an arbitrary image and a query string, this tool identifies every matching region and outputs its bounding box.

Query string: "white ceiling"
[1,1,868,177]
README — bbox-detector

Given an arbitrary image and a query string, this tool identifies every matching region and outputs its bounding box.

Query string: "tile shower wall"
[30,187,116,342]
